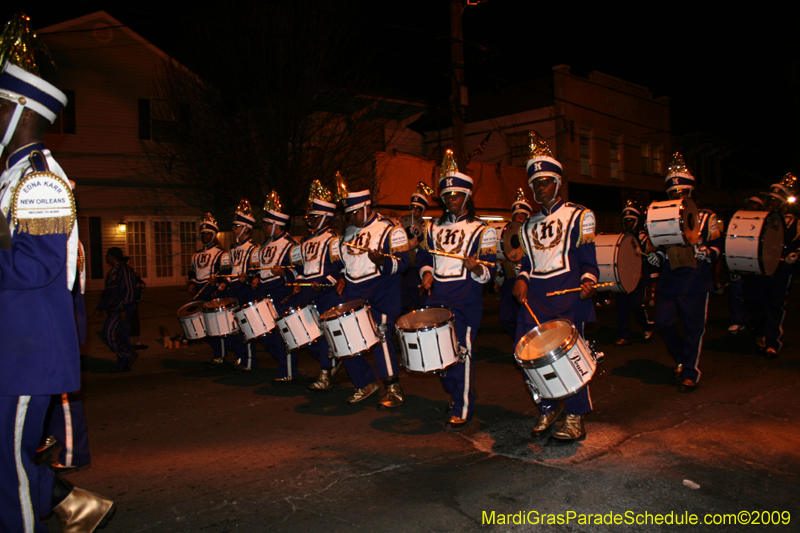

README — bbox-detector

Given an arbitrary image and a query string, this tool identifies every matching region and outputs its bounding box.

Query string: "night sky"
[4,1,797,187]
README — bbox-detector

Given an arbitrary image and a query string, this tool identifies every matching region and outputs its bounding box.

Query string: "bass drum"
[594,233,642,294]
[646,197,700,247]
[725,210,784,276]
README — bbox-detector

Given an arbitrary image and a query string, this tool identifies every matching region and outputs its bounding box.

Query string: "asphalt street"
[43,284,800,532]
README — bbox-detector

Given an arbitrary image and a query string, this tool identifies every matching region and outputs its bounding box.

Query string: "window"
[652,144,662,175]
[139,98,190,142]
[641,143,662,175]
[579,128,592,176]
[180,222,197,276]
[641,143,651,174]
[153,221,174,278]
[126,221,147,278]
[609,134,621,180]
[47,90,76,135]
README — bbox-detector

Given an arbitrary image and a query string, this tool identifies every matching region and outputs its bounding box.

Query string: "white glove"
[695,246,711,263]
[647,252,661,267]
[786,252,798,265]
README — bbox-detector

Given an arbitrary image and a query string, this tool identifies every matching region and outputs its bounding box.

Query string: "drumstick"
[192,281,210,300]
[286,282,334,287]
[546,282,615,297]
[428,249,494,267]
[343,242,398,260]
[523,301,541,328]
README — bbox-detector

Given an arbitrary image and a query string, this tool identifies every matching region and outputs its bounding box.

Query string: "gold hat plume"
[236,198,253,216]
[334,171,349,203]
[308,179,332,207]
[263,190,282,213]
[415,181,435,197]
[780,172,797,191]
[0,13,52,75]
[514,188,527,203]
[667,153,690,176]
[527,131,553,160]
[440,149,459,179]
[202,212,217,224]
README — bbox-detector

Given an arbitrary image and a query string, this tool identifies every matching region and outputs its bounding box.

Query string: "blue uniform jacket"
[655,208,722,296]
[96,261,138,312]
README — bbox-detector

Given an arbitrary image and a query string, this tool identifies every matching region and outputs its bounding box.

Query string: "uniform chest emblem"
[435,228,465,253]
[346,232,372,255]
[304,240,321,262]
[530,219,564,250]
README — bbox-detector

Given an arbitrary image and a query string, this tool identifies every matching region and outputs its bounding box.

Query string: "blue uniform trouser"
[728,277,748,327]
[436,312,477,421]
[616,283,654,341]
[747,266,793,351]
[1,395,55,533]
[261,329,298,378]
[289,288,338,371]
[342,310,399,389]
[204,336,226,360]
[46,393,90,467]
[498,279,520,340]
[226,334,258,369]
[655,292,709,383]
[102,303,137,368]
[400,267,426,315]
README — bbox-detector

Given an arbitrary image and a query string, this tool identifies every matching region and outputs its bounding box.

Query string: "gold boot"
[52,487,114,533]
[378,382,405,408]
[346,381,380,404]
[531,404,564,437]
[307,368,334,390]
[551,414,586,441]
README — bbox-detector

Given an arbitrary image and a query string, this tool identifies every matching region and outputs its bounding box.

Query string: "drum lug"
[588,340,605,365]
[524,379,542,404]
[457,345,468,364]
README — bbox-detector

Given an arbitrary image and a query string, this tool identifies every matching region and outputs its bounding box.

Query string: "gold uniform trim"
[10,170,76,237]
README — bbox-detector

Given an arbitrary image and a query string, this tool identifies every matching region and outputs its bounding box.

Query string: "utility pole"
[450,0,466,170]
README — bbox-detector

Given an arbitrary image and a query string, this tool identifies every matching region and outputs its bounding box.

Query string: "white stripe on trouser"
[62,394,74,466]
[580,324,593,411]
[776,274,793,350]
[15,396,35,533]
[461,327,472,419]
[692,294,709,382]
[246,343,253,367]
[286,353,293,377]
[379,314,392,375]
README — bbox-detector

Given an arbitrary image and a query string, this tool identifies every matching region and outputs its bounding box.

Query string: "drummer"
[613,200,656,346]
[187,212,232,362]
[400,182,433,315]
[334,173,410,406]
[511,131,598,443]
[418,150,497,431]
[214,199,261,371]
[285,181,344,390]
[646,153,722,391]
[497,188,534,340]
[746,174,799,358]
[727,195,764,336]
[251,191,300,381]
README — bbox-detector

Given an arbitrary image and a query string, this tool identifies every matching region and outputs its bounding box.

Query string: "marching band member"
[496,188,533,340]
[747,174,799,358]
[252,191,300,382]
[188,213,232,362]
[0,17,114,530]
[93,247,140,372]
[647,153,722,391]
[727,196,764,335]
[418,150,498,431]
[286,181,343,390]
[512,131,599,442]
[400,182,433,315]
[614,200,656,346]
[334,173,410,406]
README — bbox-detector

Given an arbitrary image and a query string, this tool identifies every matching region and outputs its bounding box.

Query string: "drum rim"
[202,298,238,313]
[239,297,273,310]
[395,306,455,333]
[281,302,317,318]
[514,319,578,368]
[319,299,368,321]
[178,301,205,317]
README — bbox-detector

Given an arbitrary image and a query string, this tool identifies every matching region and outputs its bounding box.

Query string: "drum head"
[761,211,785,276]
[680,197,701,246]
[515,319,575,366]
[502,221,523,262]
[202,297,237,312]
[615,233,643,293]
[400,215,424,240]
[178,301,204,317]
[319,299,367,320]
[396,307,453,331]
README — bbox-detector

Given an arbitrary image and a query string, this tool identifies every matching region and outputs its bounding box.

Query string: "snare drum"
[514,319,597,402]
[202,298,240,337]
[395,308,459,373]
[234,298,278,342]
[177,301,206,340]
[276,302,321,351]
[594,233,642,294]
[646,197,700,247]
[725,210,785,276]
[319,300,380,358]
